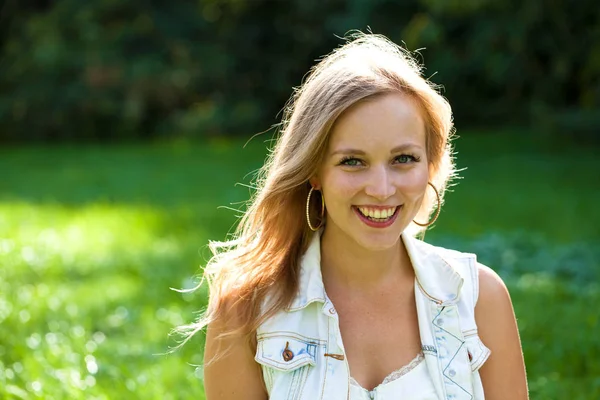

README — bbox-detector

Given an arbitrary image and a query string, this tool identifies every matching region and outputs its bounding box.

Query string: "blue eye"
[394,154,420,164]
[339,157,363,167]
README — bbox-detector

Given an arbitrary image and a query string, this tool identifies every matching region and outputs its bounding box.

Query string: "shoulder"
[204,293,257,365]
[476,263,511,308]
[473,263,529,398]
[420,240,508,298]
[429,243,509,303]
[420,239,514,316]
[204,296,267,400]
[474,262,517,345]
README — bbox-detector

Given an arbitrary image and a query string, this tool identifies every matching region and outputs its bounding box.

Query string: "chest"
[256,296,485,400]
[332,286,422,390]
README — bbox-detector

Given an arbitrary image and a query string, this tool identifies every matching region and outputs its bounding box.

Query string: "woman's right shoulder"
[203,300,268,400]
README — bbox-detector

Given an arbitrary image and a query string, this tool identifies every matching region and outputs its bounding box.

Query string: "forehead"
[328,93,426,151]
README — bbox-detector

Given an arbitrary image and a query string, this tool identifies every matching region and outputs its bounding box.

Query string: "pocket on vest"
[255,334,319,399]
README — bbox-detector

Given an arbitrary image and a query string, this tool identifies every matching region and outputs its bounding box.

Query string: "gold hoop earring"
[306,186,325,231]
[413,182,441,227]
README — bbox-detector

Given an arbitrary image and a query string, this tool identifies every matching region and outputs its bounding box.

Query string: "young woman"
[194,33,528,399]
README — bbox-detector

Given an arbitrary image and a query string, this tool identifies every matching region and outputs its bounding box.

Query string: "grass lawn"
[0,129,599,399]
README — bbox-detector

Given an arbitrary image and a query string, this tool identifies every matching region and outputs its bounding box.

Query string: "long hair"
[179,32,456,352]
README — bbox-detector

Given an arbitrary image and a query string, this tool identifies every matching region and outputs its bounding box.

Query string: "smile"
[353,205,401,228]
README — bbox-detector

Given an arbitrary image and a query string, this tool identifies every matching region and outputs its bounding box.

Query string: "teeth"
[357,207,396,220]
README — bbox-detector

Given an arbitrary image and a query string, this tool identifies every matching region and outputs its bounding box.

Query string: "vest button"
[282,349,294,362]
[282,341,294,361]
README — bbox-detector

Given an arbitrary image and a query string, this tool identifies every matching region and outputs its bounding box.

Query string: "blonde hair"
[179,32,456,350]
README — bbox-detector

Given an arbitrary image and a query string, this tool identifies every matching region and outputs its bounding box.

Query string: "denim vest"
[255,232,491,400]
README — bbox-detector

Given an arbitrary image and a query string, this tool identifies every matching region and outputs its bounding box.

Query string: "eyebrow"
[330,143,424,156]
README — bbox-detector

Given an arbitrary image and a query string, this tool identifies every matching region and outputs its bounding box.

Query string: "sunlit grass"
[0,138,271,399]
[0,201,209,399]
[0,130,598,399]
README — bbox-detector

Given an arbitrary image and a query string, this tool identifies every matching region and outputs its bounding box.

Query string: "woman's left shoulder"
[474,262,519,347]
[475,263,512,308]
[474,263,529,398]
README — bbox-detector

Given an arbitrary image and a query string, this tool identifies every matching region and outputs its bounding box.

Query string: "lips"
[353,205,401,228]
[356,206,397,220]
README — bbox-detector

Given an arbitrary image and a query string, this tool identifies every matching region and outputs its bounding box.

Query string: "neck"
[319,228,414,294]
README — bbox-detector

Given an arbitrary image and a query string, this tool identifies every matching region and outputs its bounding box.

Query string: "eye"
[394,154,420,164]
[338,157,364,167]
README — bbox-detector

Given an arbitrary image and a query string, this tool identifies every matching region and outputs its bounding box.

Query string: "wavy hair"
[179,32,456,351]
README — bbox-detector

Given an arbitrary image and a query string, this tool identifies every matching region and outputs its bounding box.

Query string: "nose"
[364,165,396,200]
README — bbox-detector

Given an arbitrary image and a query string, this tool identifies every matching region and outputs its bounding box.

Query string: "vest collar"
[288,230,464,311]
[401,232,464,305]
[287,231,327,311]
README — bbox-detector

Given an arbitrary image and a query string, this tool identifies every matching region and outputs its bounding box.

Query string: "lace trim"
[349,351,425,391]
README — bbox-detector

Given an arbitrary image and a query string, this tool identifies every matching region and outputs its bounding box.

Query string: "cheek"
[321,173,361,205]
[396,167,429,197]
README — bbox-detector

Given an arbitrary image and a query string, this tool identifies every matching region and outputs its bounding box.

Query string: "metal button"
[448,369,456,377]
[282,349,294,362]
[282,341,294,362]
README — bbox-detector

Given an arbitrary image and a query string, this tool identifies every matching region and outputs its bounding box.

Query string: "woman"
[195,33,528,399]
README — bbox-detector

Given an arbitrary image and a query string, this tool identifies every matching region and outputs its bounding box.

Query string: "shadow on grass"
[511,276,600,399]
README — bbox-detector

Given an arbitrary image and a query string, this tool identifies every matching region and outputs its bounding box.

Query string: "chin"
[352,230,403,252]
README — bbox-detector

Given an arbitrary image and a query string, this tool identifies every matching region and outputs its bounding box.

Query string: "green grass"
[0,130,599,399]
[430,129,600,243]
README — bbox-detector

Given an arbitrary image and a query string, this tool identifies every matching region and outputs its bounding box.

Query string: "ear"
[309,176,321,190]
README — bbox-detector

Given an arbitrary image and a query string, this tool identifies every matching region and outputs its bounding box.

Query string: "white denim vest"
[255,232,491,400]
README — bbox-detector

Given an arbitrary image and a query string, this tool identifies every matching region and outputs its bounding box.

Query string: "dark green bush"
[1,0,599,142]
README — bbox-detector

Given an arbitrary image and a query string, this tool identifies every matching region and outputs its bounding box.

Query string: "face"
[311,93,429,252]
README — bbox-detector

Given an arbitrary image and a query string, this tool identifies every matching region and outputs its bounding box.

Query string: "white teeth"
[357,207,397,220]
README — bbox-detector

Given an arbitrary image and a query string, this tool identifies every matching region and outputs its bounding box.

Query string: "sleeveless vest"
[255,232,491,400]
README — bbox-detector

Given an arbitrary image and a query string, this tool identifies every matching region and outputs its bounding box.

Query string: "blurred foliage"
[1,131,599,398]
[1,0,599,143]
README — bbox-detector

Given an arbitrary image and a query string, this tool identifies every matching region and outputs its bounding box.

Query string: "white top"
[255,232,491,400]
[349,352,438,400]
